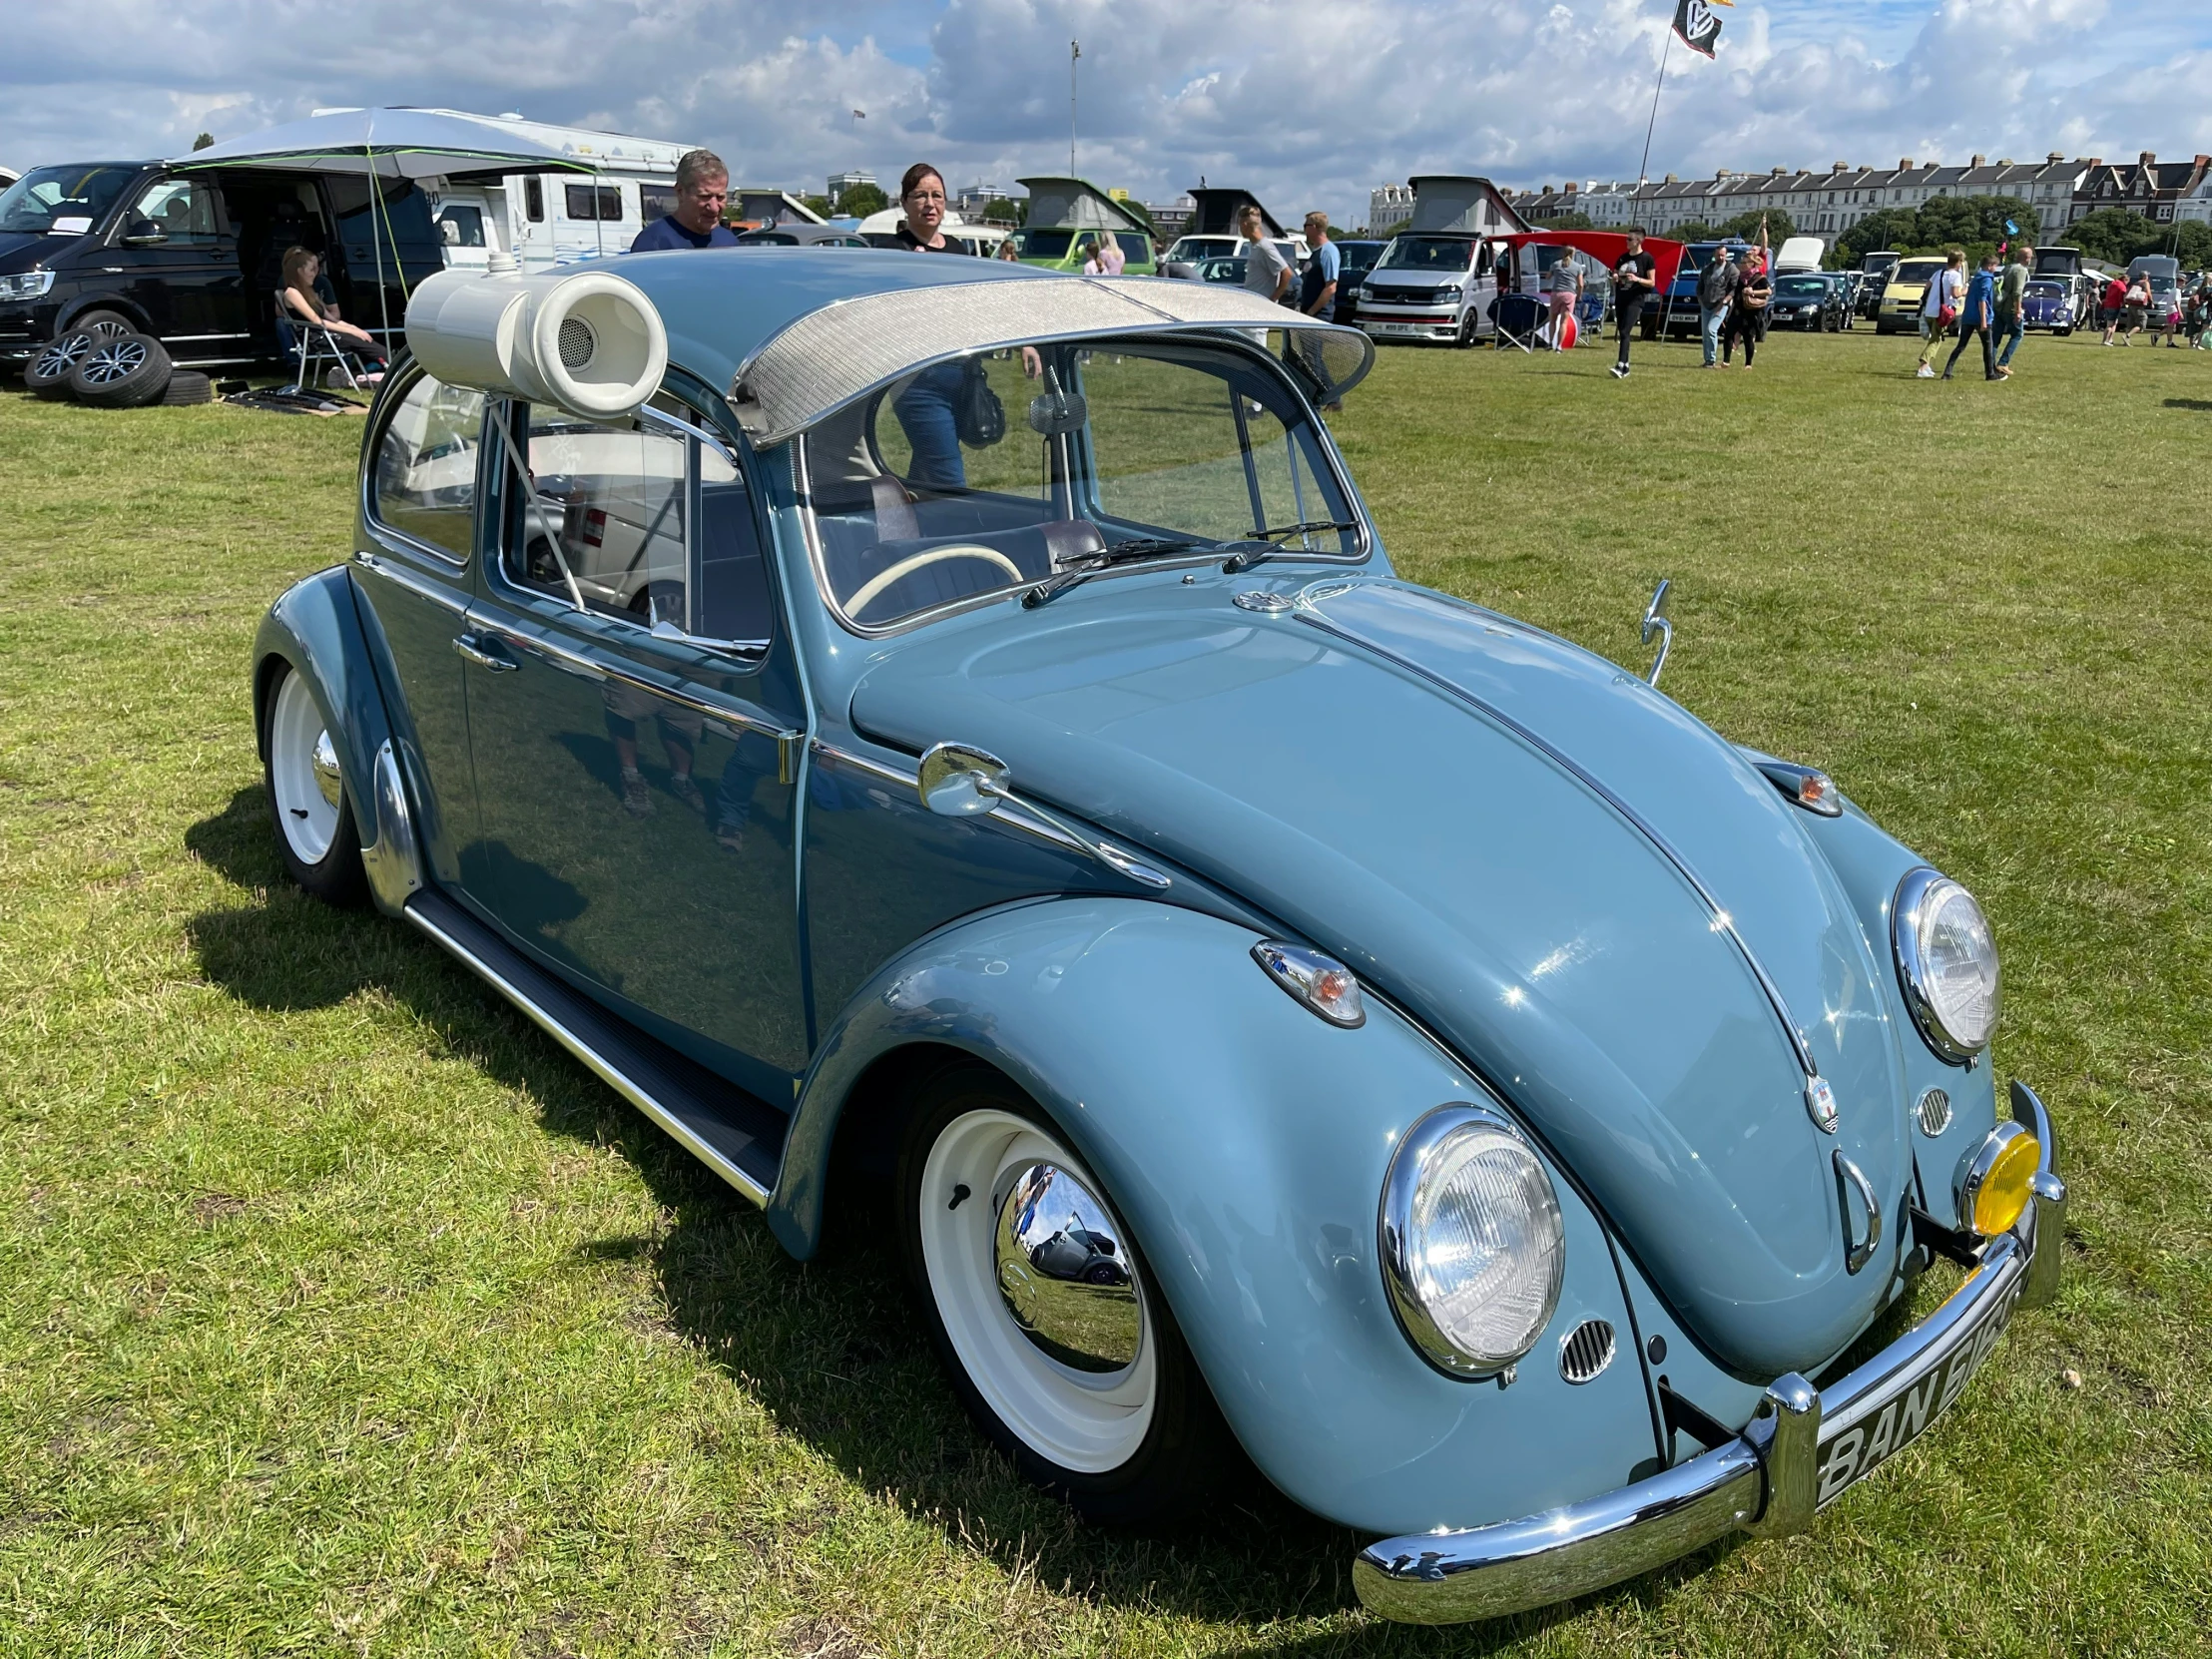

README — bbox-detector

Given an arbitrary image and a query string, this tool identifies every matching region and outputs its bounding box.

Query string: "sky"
[3,0,2207,227]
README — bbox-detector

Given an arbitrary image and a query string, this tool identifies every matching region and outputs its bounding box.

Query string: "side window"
[523,178,545,223]
[512,409,688,624]
[125,179,225,246]
[436,205,485,248]
[506,405,775,645]
[639,183,676,225]
[563,184,624,222]
[370,374,487,560]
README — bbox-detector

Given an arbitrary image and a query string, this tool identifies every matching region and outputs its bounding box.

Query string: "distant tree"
[800,194,834,220]
[1837,208,1920,263]
[1533,211,1596,231]
[2060,206,2209,268]
[1670,220,1719,244]
[1916,194,2036,252]
[1717,208,1795,245]
[192,132,215,151]
[837,182,888,219]
[980,196,1022,226]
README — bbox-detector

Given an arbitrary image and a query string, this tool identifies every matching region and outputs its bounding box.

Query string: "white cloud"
[0,0,2200,225]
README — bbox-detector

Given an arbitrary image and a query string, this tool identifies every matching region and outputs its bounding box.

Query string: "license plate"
[1812,1272,2022,1507]
[1378,322,1416,334]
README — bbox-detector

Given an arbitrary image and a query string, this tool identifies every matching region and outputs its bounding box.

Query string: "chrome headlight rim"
[1892,867,2000,1065]
[1379,1102,1566,1381]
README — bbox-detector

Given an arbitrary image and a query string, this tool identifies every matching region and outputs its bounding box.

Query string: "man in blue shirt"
[1943,253,2001,380]
[630,150,740,252]
[1298,212,1345,410]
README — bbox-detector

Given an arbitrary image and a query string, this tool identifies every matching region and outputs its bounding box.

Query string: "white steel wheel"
[269,668,345,866]
[917,1107,1158,1473]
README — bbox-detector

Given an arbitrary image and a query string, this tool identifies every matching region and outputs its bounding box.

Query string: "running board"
[404,889,786,1206]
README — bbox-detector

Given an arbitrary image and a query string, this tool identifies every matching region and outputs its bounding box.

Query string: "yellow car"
[1876,256,1952,335]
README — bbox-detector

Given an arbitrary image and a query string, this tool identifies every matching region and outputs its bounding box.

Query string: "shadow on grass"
[2163,398,2212,412]
[183,782,1738,1648]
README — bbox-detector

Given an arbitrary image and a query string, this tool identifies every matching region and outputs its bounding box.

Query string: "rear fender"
[773,896,1661,1534]
[253,566,420,909]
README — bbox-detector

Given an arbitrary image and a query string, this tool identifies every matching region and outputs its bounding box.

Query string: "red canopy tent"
[1496,230,1686,293]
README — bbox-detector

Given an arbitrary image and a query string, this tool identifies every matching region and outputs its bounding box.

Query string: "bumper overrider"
[1354,1081,2066,1624]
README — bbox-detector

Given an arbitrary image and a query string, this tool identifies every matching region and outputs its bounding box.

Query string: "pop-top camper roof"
[1404,176,1529,237]
[1017,177,1152,235]
[1187,188,1285,239]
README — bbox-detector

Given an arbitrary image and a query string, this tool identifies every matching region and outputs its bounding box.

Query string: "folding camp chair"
[1490,291,1545,352]
[275,294,379,393]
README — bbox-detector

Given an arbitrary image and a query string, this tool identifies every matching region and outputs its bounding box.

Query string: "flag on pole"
[1673,0,1723,57]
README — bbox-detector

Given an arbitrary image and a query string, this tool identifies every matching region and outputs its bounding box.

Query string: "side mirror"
[1640,578,1673,688]
[1026,365,1087,437]
[918,742,1012,818]
[121,220,168,246]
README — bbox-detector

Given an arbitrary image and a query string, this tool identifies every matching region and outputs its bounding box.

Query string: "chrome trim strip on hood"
[1293,606,1821,1081]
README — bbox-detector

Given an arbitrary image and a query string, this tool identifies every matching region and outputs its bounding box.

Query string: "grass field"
[4,328,2211,1657]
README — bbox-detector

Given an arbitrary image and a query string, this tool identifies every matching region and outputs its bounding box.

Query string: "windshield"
[1167,236,1238,263]
[1774,276,1827,297]
[803,334,1363,629]
[1892,260,1944,286]
[1338,242,1384,275]
[1378,237,1477,273]
[0,164,139,236]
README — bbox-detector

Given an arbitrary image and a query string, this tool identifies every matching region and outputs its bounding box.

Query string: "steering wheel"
[846,544,1026,616]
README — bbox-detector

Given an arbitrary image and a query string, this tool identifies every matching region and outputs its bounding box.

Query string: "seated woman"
[278,247,388,383]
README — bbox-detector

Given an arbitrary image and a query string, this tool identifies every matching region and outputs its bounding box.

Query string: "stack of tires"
[22,314,212,409]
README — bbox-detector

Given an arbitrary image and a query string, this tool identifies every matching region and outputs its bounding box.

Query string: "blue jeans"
[1700,303,1727,364]
[892,360,967,488]
[1994,310,2025,366]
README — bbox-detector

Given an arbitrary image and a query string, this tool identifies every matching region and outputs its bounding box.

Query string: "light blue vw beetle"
[253,250,2065,1622]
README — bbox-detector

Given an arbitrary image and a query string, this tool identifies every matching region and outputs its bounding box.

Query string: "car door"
[352,368,489,884]
[107,174,247,349]
[460,396,811,1098]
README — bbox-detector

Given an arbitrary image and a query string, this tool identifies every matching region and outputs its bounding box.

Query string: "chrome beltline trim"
[352,548,471,614]
[403,901,770,1208]
[467,616,799,744]
[1294,609,1820,1080]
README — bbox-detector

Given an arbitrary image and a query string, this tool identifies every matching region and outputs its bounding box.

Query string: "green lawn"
[4,331,2210,1657]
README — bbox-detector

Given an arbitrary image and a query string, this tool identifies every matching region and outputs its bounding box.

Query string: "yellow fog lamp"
[1956,1120,2041,1237]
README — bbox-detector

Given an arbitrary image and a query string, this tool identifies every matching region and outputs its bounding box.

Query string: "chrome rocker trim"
[1353,1081,2065,1624]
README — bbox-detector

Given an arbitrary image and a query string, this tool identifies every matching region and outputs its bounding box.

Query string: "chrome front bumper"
[1354,1080,2066,1624]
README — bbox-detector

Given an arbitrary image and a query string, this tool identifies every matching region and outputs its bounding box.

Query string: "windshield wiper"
[1222,520,1362,573]
[1021,538,1208,608]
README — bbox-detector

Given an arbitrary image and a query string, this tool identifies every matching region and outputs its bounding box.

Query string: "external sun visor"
[404,267,668,420]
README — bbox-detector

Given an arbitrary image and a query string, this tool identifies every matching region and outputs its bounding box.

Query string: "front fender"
[253,565,396,859]
[774,896,1661,1535]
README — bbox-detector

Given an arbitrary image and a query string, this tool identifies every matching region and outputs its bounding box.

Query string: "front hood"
[0,232,70,274]
[849,574,1912,1377]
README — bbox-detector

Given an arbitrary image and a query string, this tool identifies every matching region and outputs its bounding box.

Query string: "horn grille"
[1558,1319,1616,1384]
[557,314,597,370]
[1916,1087,1952,1136]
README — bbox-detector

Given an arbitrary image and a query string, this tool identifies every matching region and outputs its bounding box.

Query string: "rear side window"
[436,205,485,248]
[563,184,624,222]
[523,178,545,223]
[370,374,487,560]
[507,405,774,646]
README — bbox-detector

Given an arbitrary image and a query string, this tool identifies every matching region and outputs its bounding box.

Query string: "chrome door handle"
[452,634,517,673]
[1834,1152,1883,1275]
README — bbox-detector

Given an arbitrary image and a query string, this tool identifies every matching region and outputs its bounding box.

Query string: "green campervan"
[1009,176,1156,276]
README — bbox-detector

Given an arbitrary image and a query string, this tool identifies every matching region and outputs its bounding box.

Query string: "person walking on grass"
[1609,231,1656,379]
[2098,273,2129,343]
[1297,212,1345,410]
[1722,244,1769,366]
[1917,249,1965,377]
[1992,243,2032,377]
[1944,254,2001,381]
[1697,245,1738,367]
[2116,274,2151,344]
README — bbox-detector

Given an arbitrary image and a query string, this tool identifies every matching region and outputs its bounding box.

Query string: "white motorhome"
[853,206,1010,258]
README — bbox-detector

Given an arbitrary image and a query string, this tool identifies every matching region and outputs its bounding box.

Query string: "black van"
[0,161,444,371]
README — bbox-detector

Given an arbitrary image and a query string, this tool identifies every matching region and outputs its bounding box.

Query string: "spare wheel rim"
[270,670,341,864]
[919,1107,1157,1472]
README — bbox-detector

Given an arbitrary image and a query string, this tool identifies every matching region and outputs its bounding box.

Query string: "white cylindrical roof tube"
[402,267,668,419]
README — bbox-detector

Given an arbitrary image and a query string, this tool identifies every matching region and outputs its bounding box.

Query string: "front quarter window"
[805,335,1363,630]
[370,372,487,560]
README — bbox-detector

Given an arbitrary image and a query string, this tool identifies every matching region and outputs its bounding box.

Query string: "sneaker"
[1940,371,1952,380]
[1995,367,2012,379]
[669,774,706,814]
[1610,362,1629,379]
[620,771,653,818]
[1917,363,1936,377]
[716,824,746,853]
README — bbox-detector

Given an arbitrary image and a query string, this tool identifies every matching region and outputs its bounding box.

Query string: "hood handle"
[1641,578,1673,688]
[1835,1152,1883,1274]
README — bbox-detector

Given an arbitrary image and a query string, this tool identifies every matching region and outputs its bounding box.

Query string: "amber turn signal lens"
[1968,1129,2040,1237]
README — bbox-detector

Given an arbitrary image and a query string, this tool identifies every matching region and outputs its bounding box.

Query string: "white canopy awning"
[171,108,594,180]
[729,276,1374,447]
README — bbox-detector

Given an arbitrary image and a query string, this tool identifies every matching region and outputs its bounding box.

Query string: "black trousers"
[1945,320,1996,378]
[1615,299,1644,364]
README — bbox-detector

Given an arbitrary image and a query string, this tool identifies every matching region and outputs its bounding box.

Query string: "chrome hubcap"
[310,729,344,809]
[993,1161,1141,1374]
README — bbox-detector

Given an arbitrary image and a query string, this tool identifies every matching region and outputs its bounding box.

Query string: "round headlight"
[1893,868,2000,1062]
[1380,1106,1564,1379]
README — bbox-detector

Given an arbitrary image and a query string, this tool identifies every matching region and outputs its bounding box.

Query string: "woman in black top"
[1724,249,1771,365]
[889,164,971,483]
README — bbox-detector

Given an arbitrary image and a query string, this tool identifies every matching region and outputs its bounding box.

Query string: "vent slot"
[1558,1318,1616,1384]
[1916,1087,1952,1137]
[557,313,597,370]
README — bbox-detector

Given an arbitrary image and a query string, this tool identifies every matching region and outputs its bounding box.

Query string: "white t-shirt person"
[1921,266,1963,319]
[1242,233,1292,304]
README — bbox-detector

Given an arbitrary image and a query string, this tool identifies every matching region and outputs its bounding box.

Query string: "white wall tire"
[895,1063,1240,1522]
[263,662,367,905]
